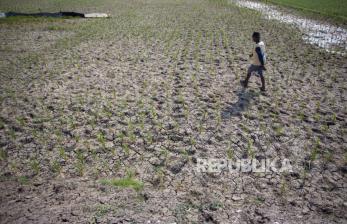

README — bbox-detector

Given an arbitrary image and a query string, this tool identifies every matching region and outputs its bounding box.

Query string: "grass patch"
[18,175,30,184]
[100,177,144,192]
[94,204,114,217]
[0,148,8,161]
[47,25,65,31]
[0,0,102,12]
[263,0,347,22]
[0,16,57,24]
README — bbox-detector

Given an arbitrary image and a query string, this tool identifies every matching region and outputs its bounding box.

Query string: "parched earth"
[0,0,346,223]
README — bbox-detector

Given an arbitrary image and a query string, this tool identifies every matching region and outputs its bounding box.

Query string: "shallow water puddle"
[233,0,347,55]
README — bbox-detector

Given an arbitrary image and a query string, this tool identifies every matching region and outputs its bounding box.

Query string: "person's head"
[252,32,260,43]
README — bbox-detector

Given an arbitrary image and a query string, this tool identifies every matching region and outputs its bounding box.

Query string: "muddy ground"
[0,0,346,223]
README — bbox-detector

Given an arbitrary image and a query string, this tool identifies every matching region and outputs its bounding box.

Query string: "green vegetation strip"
[100,177,144,191]
[262,0,347,22]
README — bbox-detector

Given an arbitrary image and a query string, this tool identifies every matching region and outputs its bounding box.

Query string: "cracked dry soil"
[0,0,346,223]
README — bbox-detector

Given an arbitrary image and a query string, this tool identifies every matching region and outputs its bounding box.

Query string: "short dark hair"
[252,32,260,39]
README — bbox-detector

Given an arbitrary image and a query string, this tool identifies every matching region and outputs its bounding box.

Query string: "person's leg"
[241,65,253,88]
[259,69,266,91]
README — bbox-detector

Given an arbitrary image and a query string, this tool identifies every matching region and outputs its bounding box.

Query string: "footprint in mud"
[221,89,259,118]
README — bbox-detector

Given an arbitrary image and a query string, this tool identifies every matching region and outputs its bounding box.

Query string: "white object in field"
[84,13,109,18]
[0,12,6,18]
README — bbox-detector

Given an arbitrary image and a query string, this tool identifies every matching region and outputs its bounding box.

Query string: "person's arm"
[255,47,264,66]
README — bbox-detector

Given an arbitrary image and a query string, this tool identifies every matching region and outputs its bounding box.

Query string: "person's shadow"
[222,88,259,119]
